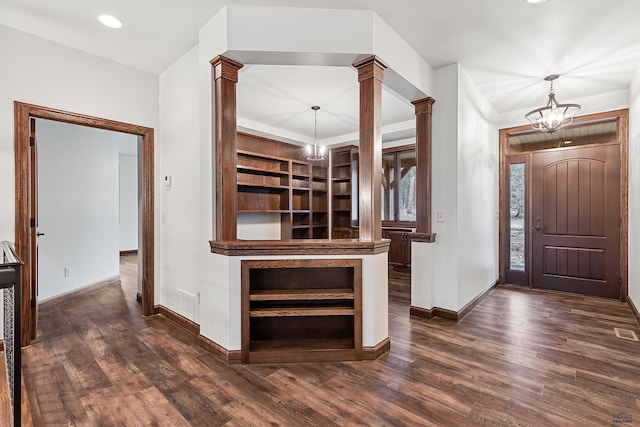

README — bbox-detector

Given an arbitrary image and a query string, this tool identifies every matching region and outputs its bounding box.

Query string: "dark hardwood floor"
[23,255,640,426]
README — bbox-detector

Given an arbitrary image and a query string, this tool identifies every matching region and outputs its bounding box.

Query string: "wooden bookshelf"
[236,133,329,239]
[237,150,290,213]
[241,259,362,364]
[311,164,329,238]
[331,146,358,238]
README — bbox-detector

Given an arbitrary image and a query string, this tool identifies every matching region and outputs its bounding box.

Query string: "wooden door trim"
[498,108,628,301]
[14,101,155,346]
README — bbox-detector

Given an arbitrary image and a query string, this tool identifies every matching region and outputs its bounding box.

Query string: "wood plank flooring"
[23,255,640,426]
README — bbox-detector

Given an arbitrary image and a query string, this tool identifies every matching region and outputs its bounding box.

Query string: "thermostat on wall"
[163,174,172,186]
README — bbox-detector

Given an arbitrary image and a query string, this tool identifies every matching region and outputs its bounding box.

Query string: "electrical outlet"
[437,211,445,223]
[64,267,71,277]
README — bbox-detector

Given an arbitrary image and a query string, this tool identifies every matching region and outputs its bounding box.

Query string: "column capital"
[412,97,436,114]
[210,55,244,82]
[353,56,387,83]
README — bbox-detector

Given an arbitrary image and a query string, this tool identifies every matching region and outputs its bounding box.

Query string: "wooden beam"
[354,56,386,242]
[412,97,436,235]
[211,55,243,241]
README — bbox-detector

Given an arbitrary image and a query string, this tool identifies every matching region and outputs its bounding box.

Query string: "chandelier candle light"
[306,105,326,161]
[525,74,581,133]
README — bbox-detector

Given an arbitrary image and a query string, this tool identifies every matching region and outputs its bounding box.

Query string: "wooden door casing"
[531,144,620,298]
[29,118,38,339]
[14,101,155,346]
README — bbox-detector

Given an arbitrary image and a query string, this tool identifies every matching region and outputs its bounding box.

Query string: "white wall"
[0,23,159,272]
[158,45,202,319]
[37,119,136,301]
[628,67,640,309]
[418,64,460,311]
[456,67,499,307]
[0,24,158,336]
[119,154,138,251]
[412,63,499,312]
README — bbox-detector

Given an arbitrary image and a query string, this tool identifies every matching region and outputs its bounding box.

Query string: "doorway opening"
[498,109,628,300]
[14,102,155,346]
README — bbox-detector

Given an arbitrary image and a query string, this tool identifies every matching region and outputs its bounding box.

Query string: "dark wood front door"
[531,144,620,298]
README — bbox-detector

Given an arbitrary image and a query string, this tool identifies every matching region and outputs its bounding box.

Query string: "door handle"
[36,232,45,237]
[532,225,541,231]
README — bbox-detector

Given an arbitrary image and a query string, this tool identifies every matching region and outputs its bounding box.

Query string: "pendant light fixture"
[305,105,326,161]
[525,74,580,133]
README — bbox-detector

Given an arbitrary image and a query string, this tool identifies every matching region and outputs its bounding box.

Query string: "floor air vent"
[613,327,639,342]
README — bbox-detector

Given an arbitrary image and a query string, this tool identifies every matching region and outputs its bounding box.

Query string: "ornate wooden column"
[211,56,243,241]
[354,56,386,242]
[412,97,436,236]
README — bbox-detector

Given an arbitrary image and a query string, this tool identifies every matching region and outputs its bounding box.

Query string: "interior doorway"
[499,109,628,300]
[14,102,155,346]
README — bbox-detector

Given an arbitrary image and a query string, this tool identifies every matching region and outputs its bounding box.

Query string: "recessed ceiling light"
[526,0,548,3]
[98,14,122,29]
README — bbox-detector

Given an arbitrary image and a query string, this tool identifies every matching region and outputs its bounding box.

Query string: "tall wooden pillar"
[412,97,436,235]
[354,56,386,242]
[211,56,243,241]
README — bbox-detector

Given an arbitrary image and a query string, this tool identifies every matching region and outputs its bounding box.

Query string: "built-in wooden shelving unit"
[311,164,329,238]
[241,259,362,363]
[236,132,329,239]
[331,146,359,239]
[237,150,290,213]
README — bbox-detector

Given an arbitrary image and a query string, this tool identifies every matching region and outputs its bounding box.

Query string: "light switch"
[437,211,445,223]
[163,174,172,186]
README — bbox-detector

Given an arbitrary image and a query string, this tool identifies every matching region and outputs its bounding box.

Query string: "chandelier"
[305,105,326,161]
[525,74,581,133]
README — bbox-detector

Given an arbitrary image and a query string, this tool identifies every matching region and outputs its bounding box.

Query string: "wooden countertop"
[210,239,390,256]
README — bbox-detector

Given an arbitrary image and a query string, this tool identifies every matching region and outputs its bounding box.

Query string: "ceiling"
[3,0,640,143]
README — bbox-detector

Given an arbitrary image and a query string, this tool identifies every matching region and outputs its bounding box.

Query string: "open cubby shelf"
[241,259,362,363]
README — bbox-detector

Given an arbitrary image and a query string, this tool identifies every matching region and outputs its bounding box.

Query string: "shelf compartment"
[312,166,328,179]
[312,193,328,212]
[332,211,352,229]
[312,227,329,239]
[237,164,289,176]
[237,172,289,188]
[241,259,362,364]
[291,228,310,239]
[250,306,354,317]
[312,212,327,226]
[292,212,310,227]
[311,181,328,191]
[292,162,310,177]
[332,151,351,165]
[250,288,353,301]
[250,315,355,342]
[332,181,352,194]
[237,151,289,174]
[238,186,289,212]
[292,189,310,211]
[332,197,351,211]
[292,177,310,189]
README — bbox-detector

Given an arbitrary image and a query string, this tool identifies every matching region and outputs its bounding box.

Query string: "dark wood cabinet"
[382,228,412,268]
[241,259,362,363]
